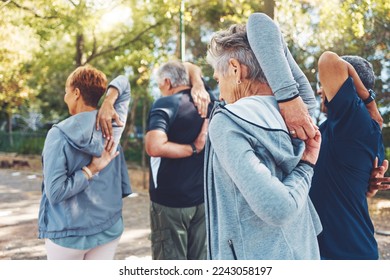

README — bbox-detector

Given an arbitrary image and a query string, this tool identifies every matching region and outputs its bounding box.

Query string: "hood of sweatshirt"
[54,110,104,157]
[214,96,304,174]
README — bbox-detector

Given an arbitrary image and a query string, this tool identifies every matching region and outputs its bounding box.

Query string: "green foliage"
[123,139,145,165]
[0,131,46,155]
[0,8,39,122]
[0,0,389,157]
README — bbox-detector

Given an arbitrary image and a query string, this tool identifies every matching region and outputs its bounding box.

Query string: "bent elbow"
[145,143,161,157]
[318,51,339,71]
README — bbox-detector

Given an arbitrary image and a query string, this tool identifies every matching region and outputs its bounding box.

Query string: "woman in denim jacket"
[38,66,131,259]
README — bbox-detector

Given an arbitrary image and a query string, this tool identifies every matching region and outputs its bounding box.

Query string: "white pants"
[45,236,121,260]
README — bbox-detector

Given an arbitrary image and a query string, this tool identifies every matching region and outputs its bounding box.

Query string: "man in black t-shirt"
[145,61,213,260]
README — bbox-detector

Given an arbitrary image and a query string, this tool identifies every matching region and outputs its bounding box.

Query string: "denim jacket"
[38,76,131,239]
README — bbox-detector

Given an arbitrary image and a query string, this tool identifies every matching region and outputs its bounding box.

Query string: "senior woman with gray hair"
[204,24,322,260]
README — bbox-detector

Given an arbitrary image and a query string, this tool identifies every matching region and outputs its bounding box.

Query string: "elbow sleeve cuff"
[108,75,131,97]
[277,94,299,103]
[274,83,300,103]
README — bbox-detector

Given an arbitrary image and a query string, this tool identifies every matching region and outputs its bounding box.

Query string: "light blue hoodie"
[38,76,131,239]
[204,96,322,260]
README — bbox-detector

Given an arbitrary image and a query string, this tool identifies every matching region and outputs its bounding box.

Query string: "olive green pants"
[150,202,206,260]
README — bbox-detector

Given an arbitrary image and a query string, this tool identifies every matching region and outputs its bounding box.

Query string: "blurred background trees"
[0,0,389,163]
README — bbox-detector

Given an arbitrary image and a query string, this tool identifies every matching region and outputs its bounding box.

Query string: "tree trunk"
[142,98,147,189]
[7,112,13,147]
[264,0,275,19]
[75,32,84,66]
[121,96,138,151]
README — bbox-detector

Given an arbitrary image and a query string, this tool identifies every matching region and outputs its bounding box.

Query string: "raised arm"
[183,62,211,118]
[346,59,383,128]
[97,75,131,146]
[318,51,383,127]
[247,12,317,140]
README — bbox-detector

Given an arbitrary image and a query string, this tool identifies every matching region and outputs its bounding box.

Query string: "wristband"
[190,143,198,155]
[82,166,93,180]
[299,160,315,169]
[81,170,90,180]
[364,89,376,105]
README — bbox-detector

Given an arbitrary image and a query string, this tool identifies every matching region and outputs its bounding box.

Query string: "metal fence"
[0,131,47,155]
[0,131,144,166]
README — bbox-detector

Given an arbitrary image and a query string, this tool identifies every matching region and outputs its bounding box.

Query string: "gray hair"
[341,55,375,90]
[206,24,268,84]
[156,61,190,88]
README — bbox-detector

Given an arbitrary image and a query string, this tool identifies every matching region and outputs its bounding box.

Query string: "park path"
[1,167,390,260]
[0,168,151,260]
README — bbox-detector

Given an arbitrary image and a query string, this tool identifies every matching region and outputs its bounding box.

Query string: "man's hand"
[278,96,318,140]
[301,130,321,165]
[367,157,390,197]
[183,62,211,118]
[193,119,209,153]
[96,87,124,139]
[191,84,211,118]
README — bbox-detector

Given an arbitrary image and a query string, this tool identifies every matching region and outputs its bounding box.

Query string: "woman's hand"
[279,96,318,140]
[96,87,123,139]
[87,138,119,175]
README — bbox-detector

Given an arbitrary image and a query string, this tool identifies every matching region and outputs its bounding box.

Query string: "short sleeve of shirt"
[146,94,181,134]
[325,77,374,138]
[322,76,384,165]
[325,77,356,119]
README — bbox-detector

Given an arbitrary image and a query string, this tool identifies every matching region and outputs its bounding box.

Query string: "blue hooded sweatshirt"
[38,76,131,239]
[204,97,322,260]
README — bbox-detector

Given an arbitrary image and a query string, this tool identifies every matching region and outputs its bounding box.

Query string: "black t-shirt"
[147,89,214,207]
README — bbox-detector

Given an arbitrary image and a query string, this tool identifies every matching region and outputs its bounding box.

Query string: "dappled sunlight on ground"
[0,166,152,260]
[0,154,389,260]
[368,191,390,259]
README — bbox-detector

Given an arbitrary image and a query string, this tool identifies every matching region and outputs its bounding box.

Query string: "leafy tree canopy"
[0,0,389,130]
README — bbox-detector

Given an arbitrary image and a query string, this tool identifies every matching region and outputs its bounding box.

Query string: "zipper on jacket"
[228,239,238,260]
